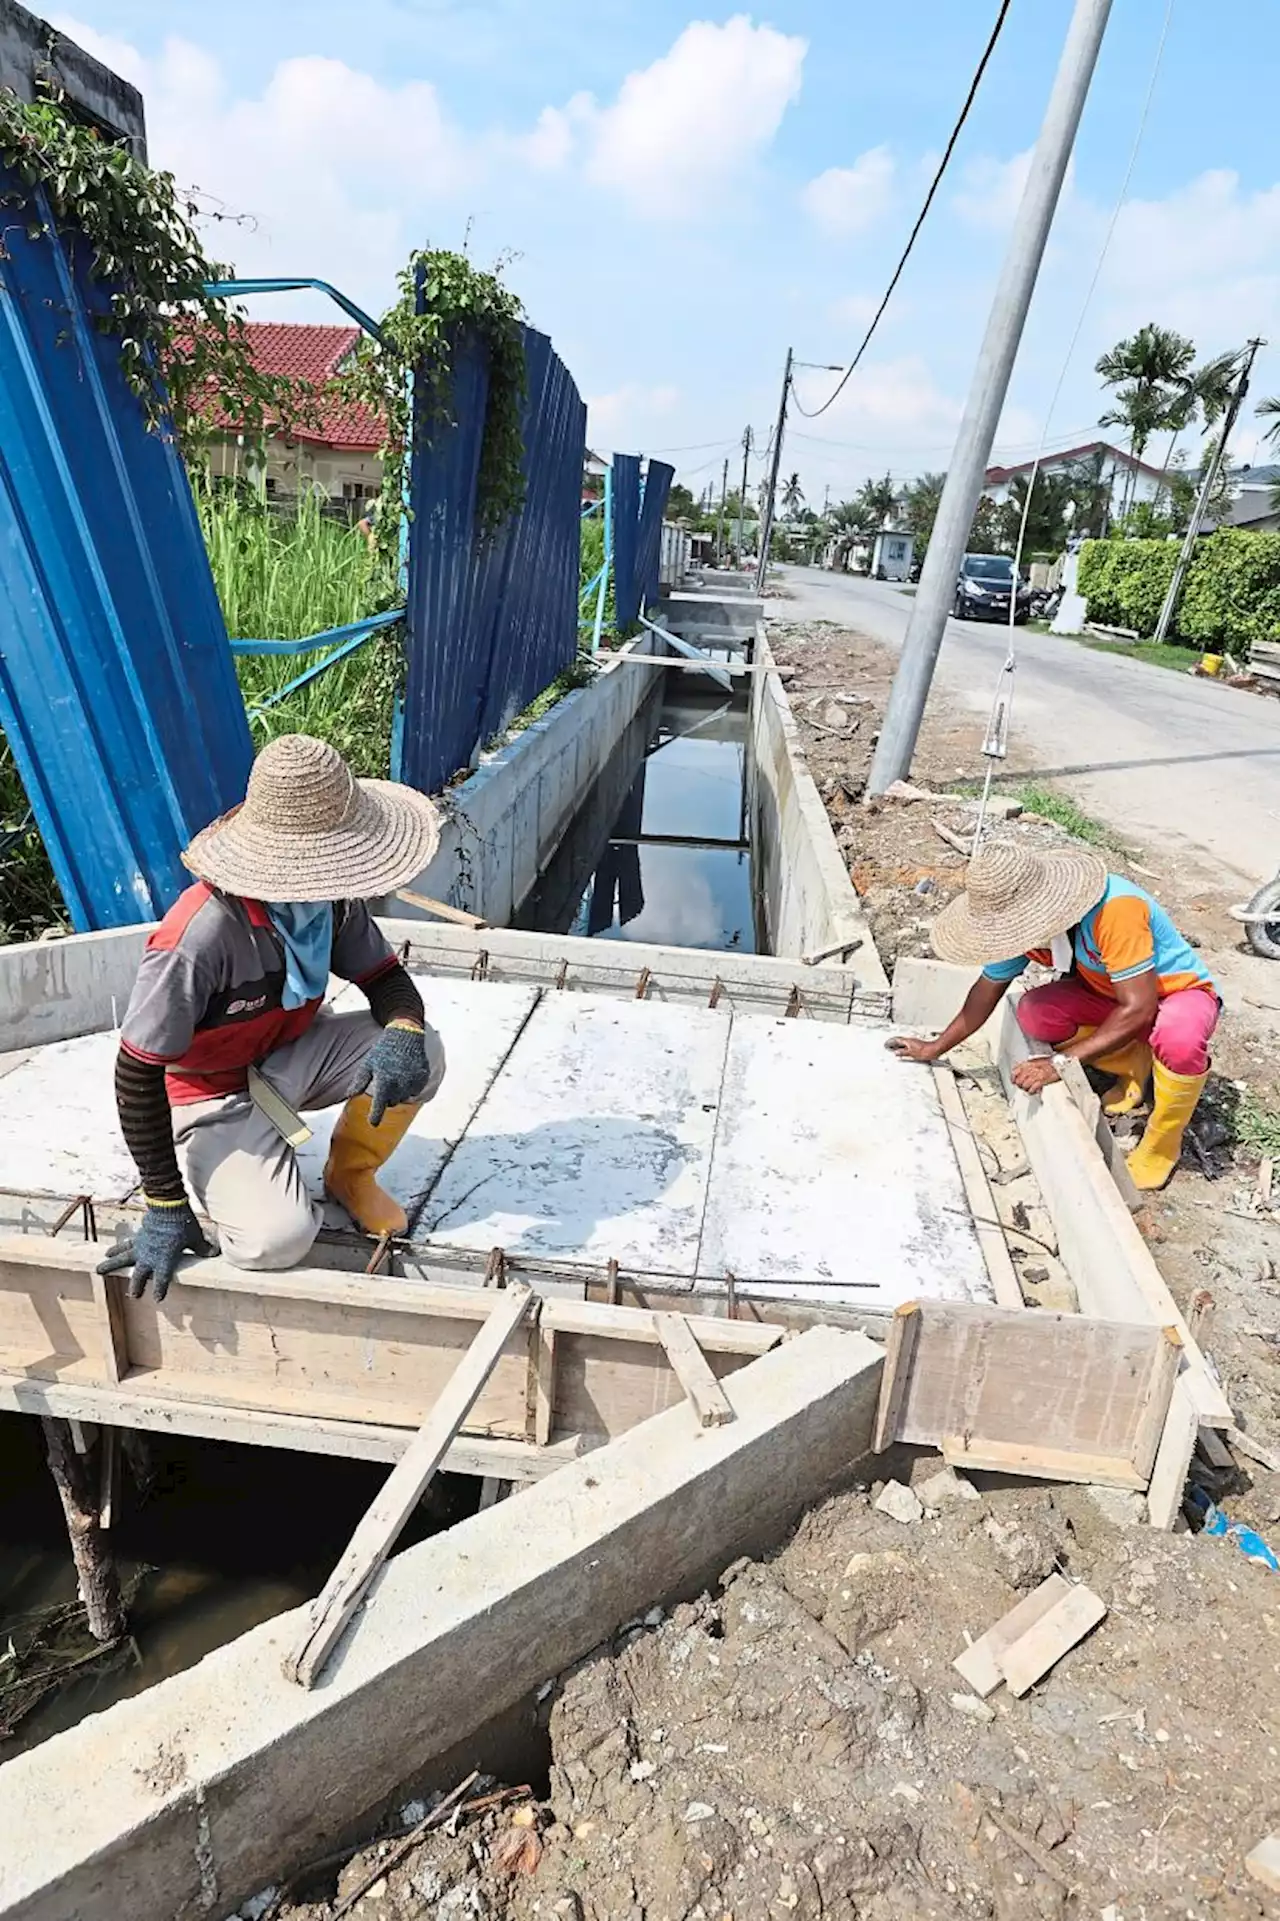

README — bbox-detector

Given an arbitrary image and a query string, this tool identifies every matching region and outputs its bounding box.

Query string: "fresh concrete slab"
[0,977,539,1216]
[0,1326,884,1921]
[697,1012,992,1306]
[420,990,730,1275]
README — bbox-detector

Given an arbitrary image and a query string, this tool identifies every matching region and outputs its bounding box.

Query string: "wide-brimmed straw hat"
[183,734,441,903]
[930,838,1108,967]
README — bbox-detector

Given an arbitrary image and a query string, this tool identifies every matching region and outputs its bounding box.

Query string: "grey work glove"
[356,1020,435,1126]
[98,1200,213,1303]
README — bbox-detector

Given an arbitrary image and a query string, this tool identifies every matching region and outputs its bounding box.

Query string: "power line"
[791,0,1014,422]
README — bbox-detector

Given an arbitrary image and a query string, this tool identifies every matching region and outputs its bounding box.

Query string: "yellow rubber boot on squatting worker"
[1126,1062,1209,1192]
[1065,1025,1151,1116]
[324,1095,420,1236]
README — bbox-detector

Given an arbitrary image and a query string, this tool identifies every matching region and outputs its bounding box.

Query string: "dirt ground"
[249,618,1280,1921]
[267,1468,1280,1921]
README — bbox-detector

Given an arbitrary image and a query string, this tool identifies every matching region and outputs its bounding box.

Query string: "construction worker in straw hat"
[887,839,1221,1191]
[100,734,447,1300]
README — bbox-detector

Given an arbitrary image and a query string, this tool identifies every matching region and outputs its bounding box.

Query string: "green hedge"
[1077,528,1280,654]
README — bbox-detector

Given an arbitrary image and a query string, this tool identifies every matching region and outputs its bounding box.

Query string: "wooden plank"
[1227,1424,1280,1474]
[1146,1375,1199,1530]
[873,1301,921,1451]
[544,1296,781,1356]
[997,1001,1232,1429]
[932,1066,1023,1309]
[953,1574,1071,1698]
[395,889,487,930]
[1245,1834,1280,1894]
[942,1436,1146,1491]
[286,1285,536,1687]
[1129,1327,1184,1482]
[0,1370,584,1476]
[534,1325,557,1446]
[999,1584,1107,1697]
[89,1266,129,1382]
[654,1313,734,1427]
[894,1301,1168,1472]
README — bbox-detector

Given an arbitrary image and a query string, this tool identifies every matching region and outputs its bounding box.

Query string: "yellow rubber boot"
[1064,1024,1150,1115]
[324,1094,419,1236]
[1126,1063,1208,1192]
[1092,1039,1153,1116]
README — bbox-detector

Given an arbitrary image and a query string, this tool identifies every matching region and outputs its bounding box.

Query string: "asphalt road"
[774,567,1279,894]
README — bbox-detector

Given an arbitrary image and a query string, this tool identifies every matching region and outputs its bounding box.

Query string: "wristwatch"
[1050,1052,1073,1074]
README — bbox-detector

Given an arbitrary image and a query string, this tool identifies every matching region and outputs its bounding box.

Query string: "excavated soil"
[268,1472,1280,1921]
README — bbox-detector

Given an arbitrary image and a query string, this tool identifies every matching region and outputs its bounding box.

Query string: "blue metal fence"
[399,323,587,795]
[637,461,675,609]
[0,169,253,931]
[610,455,641,630]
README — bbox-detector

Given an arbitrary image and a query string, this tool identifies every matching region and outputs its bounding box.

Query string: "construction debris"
[1246,1833,1280,1893]
[873,1480,924,1524]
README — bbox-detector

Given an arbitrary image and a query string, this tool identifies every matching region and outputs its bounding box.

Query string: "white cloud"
[581,16,806,214]
[953,148,1034,229]
[586,382,680,450]
[828,291,885,328]
[802,147,895,236]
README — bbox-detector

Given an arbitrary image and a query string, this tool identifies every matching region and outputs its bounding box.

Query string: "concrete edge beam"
[892,956,979,1029]
[0,1326,884,1921]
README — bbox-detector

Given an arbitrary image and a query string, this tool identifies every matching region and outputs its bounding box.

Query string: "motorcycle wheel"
[1245,877,1280,961]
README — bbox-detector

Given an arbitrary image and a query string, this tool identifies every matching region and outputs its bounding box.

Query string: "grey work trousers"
[173,1009,445,1271]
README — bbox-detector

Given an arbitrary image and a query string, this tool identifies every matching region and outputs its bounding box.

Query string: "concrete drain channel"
[0,578,1235,1919]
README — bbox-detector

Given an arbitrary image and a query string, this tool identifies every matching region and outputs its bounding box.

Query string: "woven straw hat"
[930,838,1108,967]
[183,735,441,903]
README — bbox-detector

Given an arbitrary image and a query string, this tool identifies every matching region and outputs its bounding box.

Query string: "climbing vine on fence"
[342,246,528,565]
[0,90,307,446]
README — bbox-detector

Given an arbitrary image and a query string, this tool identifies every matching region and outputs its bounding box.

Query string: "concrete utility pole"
[717,457,729,564]
[1151,336,1264,645]
[869,0,1113,795]
[736,427,752,564]
[755,348,793,595]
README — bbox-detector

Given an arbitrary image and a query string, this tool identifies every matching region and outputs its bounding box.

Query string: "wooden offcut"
[953,1574,1071,1698]
[1245,1833,1280,1894]
[999,1583,1107,1697]
[286,1285,535,1687]
[873,1300,1179,1490]
[654,1312,734,1426]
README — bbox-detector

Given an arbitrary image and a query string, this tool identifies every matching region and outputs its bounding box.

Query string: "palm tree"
[854,473,900,529]
[781,472,805,521]
[902,471,946,547]
[1096,323,1196,516]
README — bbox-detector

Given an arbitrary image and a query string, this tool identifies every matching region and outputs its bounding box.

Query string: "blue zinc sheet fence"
[400,323,587,796]
[610,455,641,630]
[636,461,675,609]
[0,165,253,931]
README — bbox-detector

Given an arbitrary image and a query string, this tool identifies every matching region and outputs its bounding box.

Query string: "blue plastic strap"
[230,608,405,657]
[202,279,385,344]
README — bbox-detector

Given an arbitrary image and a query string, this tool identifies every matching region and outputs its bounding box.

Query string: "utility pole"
[1152,336,1263,645]
[755,347,793,595]
[735,426,752,565]
[716,457,729,565]
[869,0,1113,795]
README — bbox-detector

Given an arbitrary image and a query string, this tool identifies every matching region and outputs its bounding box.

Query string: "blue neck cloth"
[267,901,335,1009]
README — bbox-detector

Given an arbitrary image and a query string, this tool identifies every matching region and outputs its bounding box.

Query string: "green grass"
[199,488,400,778]
[1010,782,1120,847]
[1080,637,1199,674]
[0,741,64,943]
[1232,1088,1280,1160]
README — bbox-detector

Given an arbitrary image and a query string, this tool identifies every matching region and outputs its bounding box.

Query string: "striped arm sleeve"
[114,1047,186,1202]
[362,960,426,1030]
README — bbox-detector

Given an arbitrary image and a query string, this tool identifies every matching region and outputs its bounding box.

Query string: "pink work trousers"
[1015,976,1219,1076]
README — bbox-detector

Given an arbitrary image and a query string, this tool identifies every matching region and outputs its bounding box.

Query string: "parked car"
[952,553,1032,623]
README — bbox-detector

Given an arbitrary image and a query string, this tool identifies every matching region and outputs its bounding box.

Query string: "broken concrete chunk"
[949,1691,997,1723]
[881,779,937,805]
[915,1466,980,1508]
[874,1481,924,1525]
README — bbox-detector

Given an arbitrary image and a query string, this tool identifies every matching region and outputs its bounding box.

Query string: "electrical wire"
[791,0,1014,422]
[972,0,1178,847]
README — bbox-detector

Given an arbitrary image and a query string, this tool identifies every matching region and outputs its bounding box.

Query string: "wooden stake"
[41,1417,125,1643]
[285,1285,535,1687]
[395,889,487,931]
[873,1302,921,1451]
[654,1312,734,1427]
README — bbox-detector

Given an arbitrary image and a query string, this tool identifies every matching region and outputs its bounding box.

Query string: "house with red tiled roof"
[205,322,386,506]
[982,439,1168,518]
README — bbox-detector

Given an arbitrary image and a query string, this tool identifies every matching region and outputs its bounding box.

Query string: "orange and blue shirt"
[981,874,1217,1002]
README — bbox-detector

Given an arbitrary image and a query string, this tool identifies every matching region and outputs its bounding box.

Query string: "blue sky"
[57,2,1280,505]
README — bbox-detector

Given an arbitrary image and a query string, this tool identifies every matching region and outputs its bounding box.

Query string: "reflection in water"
[518,678,757,954]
